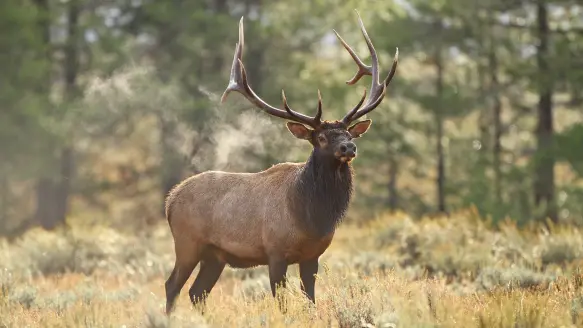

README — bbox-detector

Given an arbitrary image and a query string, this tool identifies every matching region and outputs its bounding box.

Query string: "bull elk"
[164,10,398,314]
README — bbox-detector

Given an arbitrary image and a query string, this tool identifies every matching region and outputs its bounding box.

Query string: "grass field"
[1,210,582,327]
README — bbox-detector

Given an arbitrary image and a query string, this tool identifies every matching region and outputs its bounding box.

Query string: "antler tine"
[333,30,372,85]
[343,88,367,123]
[347,49,399,122]
[221,17,321,128]
[281,89,292,113]
[356,10,383,100]
[338,11,399,125]
[281,90,321,126]
[315,89,323,123]
[384,48,399,87]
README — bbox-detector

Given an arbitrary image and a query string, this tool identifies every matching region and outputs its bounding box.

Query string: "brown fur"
[166,161,337,269]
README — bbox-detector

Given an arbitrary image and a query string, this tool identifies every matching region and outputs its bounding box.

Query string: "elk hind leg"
[165,244,201,315]
[188,256,225,310]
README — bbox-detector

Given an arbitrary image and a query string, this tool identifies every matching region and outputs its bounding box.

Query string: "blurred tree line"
[0,0,582,236]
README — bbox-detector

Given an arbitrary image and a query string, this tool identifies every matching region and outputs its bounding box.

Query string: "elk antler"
[221,18,323,129]
[335,10,399,125]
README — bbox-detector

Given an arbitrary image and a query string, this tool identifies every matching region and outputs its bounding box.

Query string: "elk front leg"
[268,259,288,311]
[299,258,319,303]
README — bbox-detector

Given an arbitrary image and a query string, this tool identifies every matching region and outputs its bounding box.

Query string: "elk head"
[221,10,398,164]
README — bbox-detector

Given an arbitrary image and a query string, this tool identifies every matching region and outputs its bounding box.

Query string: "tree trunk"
[245,34,264,92]
[54,148,74,227]
[211,0,228,71]
[64,0,80,101]
[488,40,503,205]
[534,0,557,223]
[40,0,80,230]
[34,0,80,230]
[36,178,58,229]
[40,0,80,229]
[33,0,59,229]
[477,63,490,152]
[434,38,446,214]
[243,0,264,91]
[387,158,399,211]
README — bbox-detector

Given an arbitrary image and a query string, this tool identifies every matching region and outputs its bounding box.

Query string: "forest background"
[1,1,583,326]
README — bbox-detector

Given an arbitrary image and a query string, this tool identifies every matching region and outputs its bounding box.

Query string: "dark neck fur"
[289,149,354,238]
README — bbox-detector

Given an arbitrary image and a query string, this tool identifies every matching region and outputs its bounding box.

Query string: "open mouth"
[335,151,356,163]
[339,156,355,163]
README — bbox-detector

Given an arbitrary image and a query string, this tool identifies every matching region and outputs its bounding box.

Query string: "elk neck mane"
[289,149,354,238]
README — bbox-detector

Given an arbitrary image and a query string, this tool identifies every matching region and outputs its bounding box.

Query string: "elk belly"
[205,244,268,268]
[206,228,269,268]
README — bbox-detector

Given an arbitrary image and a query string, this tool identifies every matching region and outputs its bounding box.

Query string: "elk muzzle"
[336,142,357,162]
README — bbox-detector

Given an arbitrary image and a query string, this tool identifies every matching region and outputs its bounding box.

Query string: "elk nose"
[340,142,357,157]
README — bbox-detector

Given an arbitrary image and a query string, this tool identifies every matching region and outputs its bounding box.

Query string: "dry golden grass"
[1,211,582,327]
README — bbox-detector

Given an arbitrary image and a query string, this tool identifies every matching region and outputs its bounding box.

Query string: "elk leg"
[268,259,288,311]
[188,257,225,310]
[299,258,319,303]
[165,258,198,315]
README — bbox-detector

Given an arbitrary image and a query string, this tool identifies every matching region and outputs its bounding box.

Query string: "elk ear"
[286,122,312,140]
[348,119,372,138]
